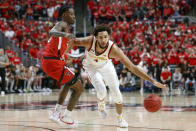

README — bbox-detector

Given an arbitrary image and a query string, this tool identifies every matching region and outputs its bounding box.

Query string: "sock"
[117,113,123,120]
[63,109,72,116]
[55,104,62,112]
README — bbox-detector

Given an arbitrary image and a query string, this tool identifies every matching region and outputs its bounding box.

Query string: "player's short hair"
[58,5,72,18]
[93,25,111,36]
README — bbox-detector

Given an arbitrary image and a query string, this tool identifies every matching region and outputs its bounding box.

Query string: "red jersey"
[41,36,74,85]
[43,36,69,58]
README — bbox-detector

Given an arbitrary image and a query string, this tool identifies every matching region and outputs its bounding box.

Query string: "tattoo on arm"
[49,22,73,37]
[49,30,71,37]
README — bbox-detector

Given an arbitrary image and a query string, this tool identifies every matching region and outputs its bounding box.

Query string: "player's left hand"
[153,81,167,91]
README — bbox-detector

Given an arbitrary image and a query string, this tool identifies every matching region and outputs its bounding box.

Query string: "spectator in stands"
[27,65,37,92]
[26,5,33,20]
[119,68,128,89]
[5,45,15,59]
[4,27,15,39]
[184,67,196,92]
[14,64,22,93]
[137,59,148,94]
[5,65,14,93]
[17,64,27,93]
[12,52,21,66]
[161,66,172,91]
[34,64,44,91]
[127,72,136,88]
[144,72,157,92]
[119,68,136,92]
[0,48,9,95]
[172,68,182,89]
[47,4,56,20]
[187,49,196,66]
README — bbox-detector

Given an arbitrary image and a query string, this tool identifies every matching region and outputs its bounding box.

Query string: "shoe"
[59,115,78,128]
[1,91,5,96]
[10,89,15,93]
[98,101,107,119]
[49,110,61,123]
[14,89,20,93]
[117,115,128,128]
[18,89,23,93]
[49,110,78,128]
[23,89,27,93]
[46,88,52,92]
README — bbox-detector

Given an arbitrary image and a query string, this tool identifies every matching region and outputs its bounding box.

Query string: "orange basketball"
[144,94,162,112]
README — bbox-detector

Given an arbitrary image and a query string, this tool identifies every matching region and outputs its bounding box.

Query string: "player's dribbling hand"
[153,81,167,91]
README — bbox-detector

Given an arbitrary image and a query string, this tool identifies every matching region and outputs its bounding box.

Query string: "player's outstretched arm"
[72,36,93,48]
[49,22,74,38]
[110,45,166,90]
[60,36,93,61]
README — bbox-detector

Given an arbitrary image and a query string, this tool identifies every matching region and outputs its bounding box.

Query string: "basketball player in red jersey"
[62,25,166,128]
[41,5,83,127]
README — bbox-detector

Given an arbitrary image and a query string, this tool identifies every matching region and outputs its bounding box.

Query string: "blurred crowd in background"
[0,0,195,95]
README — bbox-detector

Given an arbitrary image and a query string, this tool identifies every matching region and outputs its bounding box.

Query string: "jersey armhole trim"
[108,43,115,59]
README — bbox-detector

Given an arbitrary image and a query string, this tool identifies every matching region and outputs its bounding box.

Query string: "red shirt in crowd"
[178,52,188,61]
[188,54,196,66]
[13,57,21,65]
[29,48,39,58]
[161,70,171,80]
[167,52,179,65]
[5,49,15,58]
[112,58,120,65]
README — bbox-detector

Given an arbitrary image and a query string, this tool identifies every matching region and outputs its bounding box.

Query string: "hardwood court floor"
[0,89,196,131]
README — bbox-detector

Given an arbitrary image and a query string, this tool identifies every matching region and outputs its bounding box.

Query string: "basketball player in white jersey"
[62,25,166,128]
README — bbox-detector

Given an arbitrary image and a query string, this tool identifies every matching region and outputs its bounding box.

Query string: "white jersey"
[83,37,114,68]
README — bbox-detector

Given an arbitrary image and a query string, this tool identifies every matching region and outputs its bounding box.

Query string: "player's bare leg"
[115,103,128,128]
[50,79,83,127]
[49,84,70,124]
[67,79,83,111]
[115,103,122,114]
[57,84,71,105]
[60,79,83,127]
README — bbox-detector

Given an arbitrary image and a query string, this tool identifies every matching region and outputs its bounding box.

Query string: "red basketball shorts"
[41,57,74,85]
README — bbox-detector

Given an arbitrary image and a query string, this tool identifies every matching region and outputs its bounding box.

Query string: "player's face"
[96,31,109,49]
[63,8,75,24]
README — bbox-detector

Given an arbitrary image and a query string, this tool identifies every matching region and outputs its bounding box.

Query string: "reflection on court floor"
[0,90,196,131]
